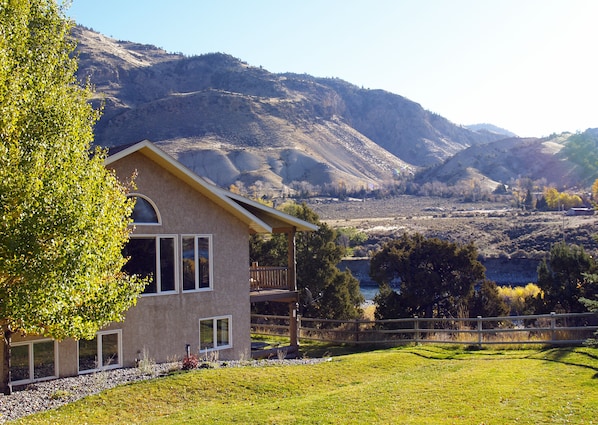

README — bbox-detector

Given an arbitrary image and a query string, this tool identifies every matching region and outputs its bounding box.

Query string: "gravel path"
[0,358,326,423]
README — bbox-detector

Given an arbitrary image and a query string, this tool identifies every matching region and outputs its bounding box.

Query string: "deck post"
[287,227,297,291]
[287,227,298,356]
[289,302,299,354]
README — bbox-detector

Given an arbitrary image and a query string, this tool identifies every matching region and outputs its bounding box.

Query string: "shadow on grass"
[299,341,383,358]
[408,344,598,379]
[531,346,598,378]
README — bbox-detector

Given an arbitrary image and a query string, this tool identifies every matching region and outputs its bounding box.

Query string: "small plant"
[136,347,157,376]
[50,389,73,400]
[182,354,199,370]
[199,350,220,368]
[276,348,288,360]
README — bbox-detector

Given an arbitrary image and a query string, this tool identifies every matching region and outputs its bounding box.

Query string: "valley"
[306,196,598,294]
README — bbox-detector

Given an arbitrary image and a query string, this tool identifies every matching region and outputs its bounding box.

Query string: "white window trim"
[10,339,58,386]
[181,234,213,292]
[130,234,179,296]
[199,315,232,353]
[78,329,123,374]
[128,193,162,226]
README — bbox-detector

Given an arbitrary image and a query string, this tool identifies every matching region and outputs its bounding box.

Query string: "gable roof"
[105,140,318,234]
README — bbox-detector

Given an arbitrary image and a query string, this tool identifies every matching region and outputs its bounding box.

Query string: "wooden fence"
[251,312,598,348]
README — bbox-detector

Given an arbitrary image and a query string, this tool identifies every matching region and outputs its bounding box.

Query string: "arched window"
[129,195,160,224]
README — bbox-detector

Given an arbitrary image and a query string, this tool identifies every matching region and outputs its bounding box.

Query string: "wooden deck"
[250,265,297,302]
[250,288,298,302]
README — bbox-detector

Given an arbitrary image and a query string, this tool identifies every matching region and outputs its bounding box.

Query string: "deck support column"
[289,302,298,355]
[287,227,296,291]
[287,227,298,355]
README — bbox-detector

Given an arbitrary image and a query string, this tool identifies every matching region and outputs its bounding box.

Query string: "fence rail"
[251,312,598,347]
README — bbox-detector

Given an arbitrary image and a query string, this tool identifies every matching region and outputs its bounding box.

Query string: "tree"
[0,0,145,393]
[592,178,598,204]
[544,187,561,210]
[533,242,597,313]
[370,234,485,319]
[523,189,534,210]
[250,202,363,320]
[543,187,583,211]
[496,283,542,315]
[468,280,509,318]
[579,286,598,347]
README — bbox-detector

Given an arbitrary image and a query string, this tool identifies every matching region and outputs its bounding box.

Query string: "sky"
[66,0,598,137]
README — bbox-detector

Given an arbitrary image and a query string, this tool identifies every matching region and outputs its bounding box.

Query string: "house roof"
[105,140,318,234]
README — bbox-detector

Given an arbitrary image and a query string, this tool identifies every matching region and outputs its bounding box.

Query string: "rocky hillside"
[73,26,504,193]
[416,132,595,191]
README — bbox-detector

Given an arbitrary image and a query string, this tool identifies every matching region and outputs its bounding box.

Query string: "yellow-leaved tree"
[0,0,145,394]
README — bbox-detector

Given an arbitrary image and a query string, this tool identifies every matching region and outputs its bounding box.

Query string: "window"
[10,340,57,384]
[123,236,176,294]
[182,235,212,291]
[199,316,231,351]
[129,195,160,224]
[78,330,122,373]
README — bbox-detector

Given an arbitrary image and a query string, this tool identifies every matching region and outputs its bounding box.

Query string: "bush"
[182,354,199,370]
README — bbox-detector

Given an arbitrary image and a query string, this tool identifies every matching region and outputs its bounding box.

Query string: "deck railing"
[249,265,290,291]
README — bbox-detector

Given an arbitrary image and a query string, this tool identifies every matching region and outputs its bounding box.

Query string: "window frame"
[128,193,161,225]
[181,234,213,292]
[199,315,232,352]
[77,330,123,374]
[125,234,178,296]
[9,339,58,385]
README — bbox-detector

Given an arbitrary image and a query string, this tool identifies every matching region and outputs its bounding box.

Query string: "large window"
[78,330,122,373]
[182,235,212,291]
[199,316,231,352]
[10,340,57,385]
[123,236,176,294]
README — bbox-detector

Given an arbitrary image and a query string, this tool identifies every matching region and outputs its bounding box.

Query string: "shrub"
[182,354,199,370]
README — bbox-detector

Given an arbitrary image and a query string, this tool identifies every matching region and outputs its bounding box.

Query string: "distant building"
[565,207,595,216]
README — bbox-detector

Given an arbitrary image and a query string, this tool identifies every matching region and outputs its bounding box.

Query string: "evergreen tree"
[370,234,485,319]
[534,242,597,313]
[468,280,509,318]
[251,202,363,320]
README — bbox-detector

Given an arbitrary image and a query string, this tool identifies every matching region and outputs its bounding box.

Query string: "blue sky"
[66,0,598,137]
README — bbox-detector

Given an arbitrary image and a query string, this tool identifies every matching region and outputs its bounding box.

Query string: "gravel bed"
[0,358,327,423]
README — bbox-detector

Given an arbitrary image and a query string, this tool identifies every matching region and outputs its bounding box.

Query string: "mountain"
[73,26,504,193]
[416,132,595,191]
[466,124,517,138]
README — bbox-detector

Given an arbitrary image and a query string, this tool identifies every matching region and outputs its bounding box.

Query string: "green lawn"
[15,346,598,425]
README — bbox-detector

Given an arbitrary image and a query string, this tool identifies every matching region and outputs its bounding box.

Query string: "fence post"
[354,320,360,343]
[414,316,420,343]
[477,316,483,348]
[550,312,556,342]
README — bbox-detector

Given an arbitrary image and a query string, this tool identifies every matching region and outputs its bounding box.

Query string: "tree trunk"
[1,324,12,395]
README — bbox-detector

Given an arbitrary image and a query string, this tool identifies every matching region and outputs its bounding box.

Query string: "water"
[360,283,379,302]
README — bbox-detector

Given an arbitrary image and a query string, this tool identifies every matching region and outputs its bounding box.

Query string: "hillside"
[417,131,598,190]
[73,26,503,193]
[73,26,596,195]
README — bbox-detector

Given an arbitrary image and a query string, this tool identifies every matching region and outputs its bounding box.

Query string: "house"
[565,207,595,216]
[4,140,317,388]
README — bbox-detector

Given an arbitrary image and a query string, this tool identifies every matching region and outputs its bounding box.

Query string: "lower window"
[78,330,122,373]
[10,340,57,385]
[199,316,232,352]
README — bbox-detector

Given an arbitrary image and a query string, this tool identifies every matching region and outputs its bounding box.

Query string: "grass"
[14,345,598,425]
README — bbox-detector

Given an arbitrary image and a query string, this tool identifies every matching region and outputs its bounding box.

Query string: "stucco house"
[5,140,317,388]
